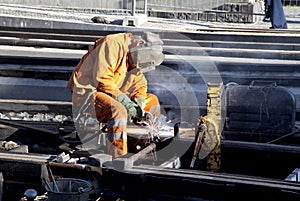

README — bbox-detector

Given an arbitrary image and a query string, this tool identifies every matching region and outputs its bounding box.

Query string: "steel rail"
[0,119,60,135]
[131,165,300,191]
[0,151,53,163]
[3,35,300,51]
[1,26,300,43]
[0,29,100,42]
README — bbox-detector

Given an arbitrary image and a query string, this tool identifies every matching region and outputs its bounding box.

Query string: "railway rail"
[0,26,299,121]
[0,116,299,200]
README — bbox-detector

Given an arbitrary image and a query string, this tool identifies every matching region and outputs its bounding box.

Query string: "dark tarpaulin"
[266,0,288,29]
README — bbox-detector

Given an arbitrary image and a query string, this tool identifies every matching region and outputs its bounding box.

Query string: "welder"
[67,32,164,158]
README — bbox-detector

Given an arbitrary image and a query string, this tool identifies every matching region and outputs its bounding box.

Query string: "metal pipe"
[48,166,59,192]
[43,178,53,192]
[132,0,136,16]
[144,0,148,15]
[128,143,156,163]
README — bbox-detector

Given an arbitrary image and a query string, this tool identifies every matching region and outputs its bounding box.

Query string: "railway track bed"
[0,22,300,200]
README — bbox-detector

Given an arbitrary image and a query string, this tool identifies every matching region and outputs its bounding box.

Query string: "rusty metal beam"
[113,143,156,169]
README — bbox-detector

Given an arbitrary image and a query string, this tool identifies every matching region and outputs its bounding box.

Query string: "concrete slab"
[122,14,148,27]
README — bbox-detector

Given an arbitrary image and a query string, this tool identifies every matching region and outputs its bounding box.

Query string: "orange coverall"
[67,33,160,158]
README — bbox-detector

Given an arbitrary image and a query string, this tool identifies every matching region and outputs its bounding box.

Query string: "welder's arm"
[119,68,147,108]
[129,70,148,102]
[95,40,125,98]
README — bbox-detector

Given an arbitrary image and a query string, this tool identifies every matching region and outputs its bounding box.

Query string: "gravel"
[0,111,72,122]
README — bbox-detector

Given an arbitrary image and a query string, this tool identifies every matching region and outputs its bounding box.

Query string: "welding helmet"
[128,32,165,72]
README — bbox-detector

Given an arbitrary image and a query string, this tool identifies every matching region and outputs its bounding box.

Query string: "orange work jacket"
[67,32,147,100]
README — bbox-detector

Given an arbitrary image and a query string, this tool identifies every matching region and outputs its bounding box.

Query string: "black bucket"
[45,178,92,201]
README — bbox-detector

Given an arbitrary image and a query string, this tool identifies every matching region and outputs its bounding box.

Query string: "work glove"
[134,96,146,110]
[117,93,143,121]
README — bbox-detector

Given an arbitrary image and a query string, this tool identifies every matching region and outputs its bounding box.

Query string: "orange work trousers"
[73,91,160,158]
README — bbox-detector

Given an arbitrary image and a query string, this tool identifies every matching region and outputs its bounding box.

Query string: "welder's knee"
[107,138,128,158]
[144,93,161,115]
[112,101,128,120]
[94,92,127,121]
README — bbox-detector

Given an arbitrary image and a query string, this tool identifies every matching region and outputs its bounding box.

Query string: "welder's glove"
[134,96,146,110]
[117,93,143,121]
